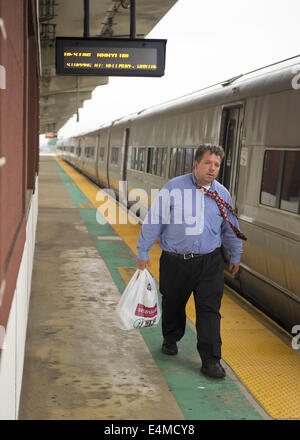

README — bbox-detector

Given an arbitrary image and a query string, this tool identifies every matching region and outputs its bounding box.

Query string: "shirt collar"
[191,172,215,190]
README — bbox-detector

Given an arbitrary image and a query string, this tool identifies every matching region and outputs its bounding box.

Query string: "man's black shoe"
[201,359,226,378]
[162,341,178,356]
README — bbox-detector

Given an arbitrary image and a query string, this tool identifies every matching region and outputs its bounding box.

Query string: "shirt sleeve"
[136,187,170,260]
[220,192,243,264]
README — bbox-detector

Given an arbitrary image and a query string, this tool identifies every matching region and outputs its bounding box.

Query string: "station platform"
[18,155,300,421]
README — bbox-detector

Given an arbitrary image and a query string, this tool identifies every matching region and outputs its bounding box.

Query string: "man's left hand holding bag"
[137,259,151,270]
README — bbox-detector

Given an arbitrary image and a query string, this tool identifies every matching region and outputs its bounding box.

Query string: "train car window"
[260,150,300,214]
[76,147,81,157]
[137,148,145,171]
[153,148,159,174]
[169,148,177,178]
[175,148,184,176]
[99,147,104,161]
[85,146,95,158]
[260,150,282,208]
[223,119,236,189]
[280,151,300,214]
[160,148,167,176]
[156,147,167,176]
[147,147,159,174]
[129,147,136,169]
[156,148,163,176]
[146,148,153,173]
[70,147,74,154]
[146,148,152,173]
[134,148,138,169]
[111,147,119,165]
[183,148,193,174]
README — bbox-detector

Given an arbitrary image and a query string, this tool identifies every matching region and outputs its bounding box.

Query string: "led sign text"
[56,38,166,77]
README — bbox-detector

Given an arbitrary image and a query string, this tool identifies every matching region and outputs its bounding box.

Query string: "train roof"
[65,54,300,139]
[125,54,300,122]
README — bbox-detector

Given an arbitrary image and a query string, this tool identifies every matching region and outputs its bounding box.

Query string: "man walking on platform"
[136,144,245,378]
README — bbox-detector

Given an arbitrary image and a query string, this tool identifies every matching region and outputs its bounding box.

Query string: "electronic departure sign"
[56,37,167,77]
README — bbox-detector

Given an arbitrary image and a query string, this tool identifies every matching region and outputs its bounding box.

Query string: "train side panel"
[97,126,111,188]
[58,58,300,332]
[236,90,300,330]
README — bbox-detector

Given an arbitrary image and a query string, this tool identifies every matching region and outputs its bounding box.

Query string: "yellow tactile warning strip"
[56,157,300,420]
[220,293,300,420]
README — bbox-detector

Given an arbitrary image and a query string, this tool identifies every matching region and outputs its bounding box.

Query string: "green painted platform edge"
[54,160,264,420]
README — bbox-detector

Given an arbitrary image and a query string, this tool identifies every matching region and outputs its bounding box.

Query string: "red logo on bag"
[135,303,157,318]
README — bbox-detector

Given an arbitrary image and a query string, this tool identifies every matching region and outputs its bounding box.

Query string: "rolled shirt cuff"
[137,250,150,261]
[229,254,241,264]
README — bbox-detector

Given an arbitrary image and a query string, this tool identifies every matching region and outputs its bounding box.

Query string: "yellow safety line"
[56,157,300,420]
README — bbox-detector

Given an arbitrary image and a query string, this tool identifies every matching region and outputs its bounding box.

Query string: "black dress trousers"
[159,248,224,361]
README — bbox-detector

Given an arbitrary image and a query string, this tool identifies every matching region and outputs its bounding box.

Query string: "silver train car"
[57,56,300,333]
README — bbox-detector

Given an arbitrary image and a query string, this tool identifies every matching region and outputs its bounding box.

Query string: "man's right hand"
[137,259,151,270]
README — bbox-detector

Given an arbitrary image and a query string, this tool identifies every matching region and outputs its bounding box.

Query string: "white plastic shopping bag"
[115,269,161,330]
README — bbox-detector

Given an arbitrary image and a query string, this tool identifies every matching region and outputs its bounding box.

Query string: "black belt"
[163,251,206,260]
[163,248,220,260]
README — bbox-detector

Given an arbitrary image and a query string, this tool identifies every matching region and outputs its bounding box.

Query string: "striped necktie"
[197,185,247,241]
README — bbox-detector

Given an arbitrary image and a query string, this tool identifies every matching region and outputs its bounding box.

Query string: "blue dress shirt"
[136,172,243,263]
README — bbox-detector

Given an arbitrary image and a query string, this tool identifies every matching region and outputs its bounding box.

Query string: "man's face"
[193,152,222,186]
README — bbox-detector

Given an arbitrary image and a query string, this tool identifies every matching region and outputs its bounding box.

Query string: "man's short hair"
[194,144,225,162]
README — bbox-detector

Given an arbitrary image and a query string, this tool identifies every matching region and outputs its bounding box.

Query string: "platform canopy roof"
[38,0,178,134]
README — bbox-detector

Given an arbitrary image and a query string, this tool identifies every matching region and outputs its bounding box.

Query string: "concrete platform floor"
[18,156,184,420]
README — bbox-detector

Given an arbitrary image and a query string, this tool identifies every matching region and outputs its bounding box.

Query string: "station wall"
[0,0,39,419]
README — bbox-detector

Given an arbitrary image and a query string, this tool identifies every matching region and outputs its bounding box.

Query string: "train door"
[80,138,86,170]
[106,122,114,190]
[122,128,130,182]
[120,128,130,204]
[219,105,244,207]
[219,105,244,285]
[95,134,100,181]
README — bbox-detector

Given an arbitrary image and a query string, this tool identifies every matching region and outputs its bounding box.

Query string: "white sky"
[57,0,300,138]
